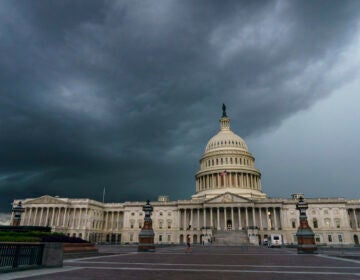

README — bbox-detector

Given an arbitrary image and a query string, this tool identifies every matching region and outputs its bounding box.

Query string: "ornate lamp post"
[296,196,317,254]
[138,200,155,252]
[11,201,25,226]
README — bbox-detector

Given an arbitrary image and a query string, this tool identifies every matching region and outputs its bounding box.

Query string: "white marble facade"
[11,111,360,246]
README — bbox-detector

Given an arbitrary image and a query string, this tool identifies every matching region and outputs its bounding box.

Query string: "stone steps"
[213,230,250,245]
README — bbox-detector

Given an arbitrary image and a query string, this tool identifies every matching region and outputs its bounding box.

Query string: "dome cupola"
[192,104,266,200]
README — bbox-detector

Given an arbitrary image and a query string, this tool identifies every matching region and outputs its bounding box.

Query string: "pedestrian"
[186,234,192,253]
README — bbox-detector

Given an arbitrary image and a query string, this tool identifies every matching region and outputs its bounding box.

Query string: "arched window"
[216,159,218,165]
[230,158,233,164]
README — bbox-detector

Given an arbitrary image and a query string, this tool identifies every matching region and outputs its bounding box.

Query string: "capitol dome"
[192,105,266,200]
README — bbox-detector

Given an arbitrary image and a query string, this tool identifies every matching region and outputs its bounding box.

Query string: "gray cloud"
[0,0,360,212]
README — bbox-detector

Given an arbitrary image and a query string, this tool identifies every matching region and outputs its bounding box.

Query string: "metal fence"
[0,243,44,272]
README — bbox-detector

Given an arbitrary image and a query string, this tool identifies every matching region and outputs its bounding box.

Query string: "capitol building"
[11,106,360,246]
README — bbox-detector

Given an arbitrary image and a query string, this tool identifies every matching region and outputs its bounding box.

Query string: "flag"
[220,170,227,176]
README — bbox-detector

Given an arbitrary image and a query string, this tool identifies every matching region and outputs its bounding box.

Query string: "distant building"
[11,107,360,245]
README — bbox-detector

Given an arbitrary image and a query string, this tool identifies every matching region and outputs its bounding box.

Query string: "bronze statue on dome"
[222,103,227,117]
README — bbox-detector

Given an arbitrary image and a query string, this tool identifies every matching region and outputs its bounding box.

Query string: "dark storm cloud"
[0,0,359,211]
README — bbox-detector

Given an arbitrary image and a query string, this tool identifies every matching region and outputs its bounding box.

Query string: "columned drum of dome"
[192,106,266,199]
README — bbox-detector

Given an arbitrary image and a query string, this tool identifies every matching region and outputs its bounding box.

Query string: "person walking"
[186,234,192,253]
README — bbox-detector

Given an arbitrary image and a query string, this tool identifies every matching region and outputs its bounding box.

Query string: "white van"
[268,234,282,248]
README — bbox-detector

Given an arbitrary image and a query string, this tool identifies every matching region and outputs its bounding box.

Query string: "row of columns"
[179,206,280,231]
[196,172,261,192]
[22,207,91,229]
[104,211,124,231]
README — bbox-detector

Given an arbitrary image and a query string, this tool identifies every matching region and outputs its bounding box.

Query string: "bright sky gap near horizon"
[0,0,360,213]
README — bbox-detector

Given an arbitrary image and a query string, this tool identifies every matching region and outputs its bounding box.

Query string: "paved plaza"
[2,245,360,280]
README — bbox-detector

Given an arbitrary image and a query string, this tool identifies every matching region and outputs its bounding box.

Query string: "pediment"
[205,193,252,204]
[26,195,66,205]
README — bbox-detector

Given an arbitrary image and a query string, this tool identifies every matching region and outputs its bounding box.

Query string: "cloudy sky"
[1,0,360,213]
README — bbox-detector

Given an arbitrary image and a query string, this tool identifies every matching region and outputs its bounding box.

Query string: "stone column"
[197,209,200,230]
[273,208,278,230]
[105,212,108,230]
[245,207,249,229]
[252,208,256,227]
[77,208,82,229]
[112,211,115,230]
[259,208,263,230]
[354,209,359,229]
[184,209,187,229]
[203,208,206,228]
[238,207,242,229]
[217,174,220,188]
[178,210,181,229]
[210,208,213,228]
[235,173,238,188]
[190,208,193,228]
[28,208,33,225]
[56,208,61,226]
[217,208,220,230]
[45,208,49,227]
[63,208,68,227]
[224,208,227,229]
[39,208,44,226]
[72,208,76,228]
[229,173,232,187]
[51,208,55,226]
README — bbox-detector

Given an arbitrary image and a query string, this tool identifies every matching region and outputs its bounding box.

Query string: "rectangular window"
[338,235,343,242]
[167,235,171,242]
[328,235,332,242]
[159,235,162,242]
[130,234,133,242]
[292,221,296,228]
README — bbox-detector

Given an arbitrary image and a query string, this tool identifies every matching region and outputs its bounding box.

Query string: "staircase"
[213,230,250,245]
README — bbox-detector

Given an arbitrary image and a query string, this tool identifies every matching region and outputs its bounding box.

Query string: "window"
[328,235,332,242]
[235,158,237,164]
[130,224,134,229]
[313,218,318,228]
[334,218,340,228]
[130,234,133,242]
[167,235,171,242]
[131,212,135,216]
[324,218,331,228]
[160,212,163,216]
[159,221,163,229]
[338,235,343,242]
[292,220,296,229]
[230,158,233,164]
[159,235,163,242]
[315,235,321,243]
